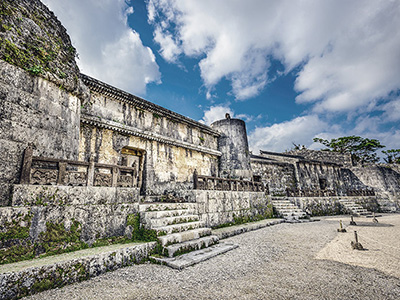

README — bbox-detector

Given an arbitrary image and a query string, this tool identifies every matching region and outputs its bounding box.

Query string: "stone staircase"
[338,198,370,216]
[271,197,307,220]
[139,202,237,269]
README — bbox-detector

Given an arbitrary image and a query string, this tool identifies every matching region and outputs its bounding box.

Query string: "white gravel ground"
[25,216,400,300]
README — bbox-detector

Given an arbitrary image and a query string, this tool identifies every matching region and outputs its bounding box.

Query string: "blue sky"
[42,0,400,155]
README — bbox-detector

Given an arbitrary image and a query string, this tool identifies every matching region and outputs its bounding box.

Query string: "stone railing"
[286,189,338,197]
[193,171,266,192]
[286,188,375,197]
[346,189,375,197]
[20,147,139,188]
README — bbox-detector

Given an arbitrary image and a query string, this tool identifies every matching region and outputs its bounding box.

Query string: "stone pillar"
[210,115,253,180]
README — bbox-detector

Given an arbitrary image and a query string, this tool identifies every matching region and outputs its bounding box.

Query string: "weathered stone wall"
[0,0,86,94]
[287,149,353,167]
[79,125,219,196]
[350,165,400,210]
[290,196,380,216]
[11,185,139,206]
[78,76,221,197]
[254,150,373,196]
[0,185,140,266]
[340,168,368,191]
[0,0,88,206]
[251,159,297,195]
[296,161,343,191]
[290,196,345,216]
[0,242,156,300]
[81,75,219,152]
[182,190,269,227]
[0,61,81,206]
[6,185,139,244]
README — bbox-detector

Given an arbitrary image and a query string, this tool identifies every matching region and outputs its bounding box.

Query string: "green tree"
[313,136,385,164]
[382,149,400,164]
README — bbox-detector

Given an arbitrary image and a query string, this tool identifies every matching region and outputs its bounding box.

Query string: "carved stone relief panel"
[94,173,112,187]
[66,172,87,186]
[30,169,58,185]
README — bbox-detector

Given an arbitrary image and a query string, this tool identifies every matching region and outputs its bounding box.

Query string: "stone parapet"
[181,190,269,227]
[11,185,139,206]
[0,242,156,300]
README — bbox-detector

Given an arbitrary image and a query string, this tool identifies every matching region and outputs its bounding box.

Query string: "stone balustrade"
[20,147,139,188]
[346,188,375,196]
[193,171,266,192]
[286,188,375,197]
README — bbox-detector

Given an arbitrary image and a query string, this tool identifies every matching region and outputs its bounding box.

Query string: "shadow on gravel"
[352,222,394,227]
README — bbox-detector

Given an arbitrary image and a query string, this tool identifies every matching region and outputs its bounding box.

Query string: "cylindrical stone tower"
[210,114,253,180]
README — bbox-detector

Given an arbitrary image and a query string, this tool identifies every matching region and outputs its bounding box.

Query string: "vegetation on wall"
[382,149,400,164]
[0,0,82,93]
[212,203,275,229]
[0,212,159,265]
[313,136,385,164]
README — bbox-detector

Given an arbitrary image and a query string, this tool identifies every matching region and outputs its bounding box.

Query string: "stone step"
[348,207,367,211]
[282,212,307,217]
[151,242,239,269]
[141,209,197,219]
[158,228,212,247]
[279,209,305,214]
[139,202,197,212]
[272,203,298,207]
[145,215,200,228]
[154,221,206,235]
[271,196,288,200]
[271,200,292,204]
[272,201,296,206]
[272,205,301,209]
[164,235,219,258]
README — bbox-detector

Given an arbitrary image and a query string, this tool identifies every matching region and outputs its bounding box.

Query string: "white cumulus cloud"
[248,115,329,153]
[42,0,161,95]
[200,105,234,125]
[148,0,400,111]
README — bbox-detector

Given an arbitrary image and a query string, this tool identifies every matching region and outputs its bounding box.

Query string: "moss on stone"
[0,0,84,94]
[127,213,159,242]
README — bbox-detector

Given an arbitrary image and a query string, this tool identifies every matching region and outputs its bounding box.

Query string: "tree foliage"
[313,136,385,164]
[382,149,400,164]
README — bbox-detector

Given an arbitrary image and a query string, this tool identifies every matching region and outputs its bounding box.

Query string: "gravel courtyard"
[25,215,400,300]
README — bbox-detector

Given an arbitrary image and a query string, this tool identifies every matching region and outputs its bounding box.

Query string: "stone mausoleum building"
[0,0,399,287]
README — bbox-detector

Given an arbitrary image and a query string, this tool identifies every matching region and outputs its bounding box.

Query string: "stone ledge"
[11,185,140,207]
[0,242,157,300]
[212,219,285,240]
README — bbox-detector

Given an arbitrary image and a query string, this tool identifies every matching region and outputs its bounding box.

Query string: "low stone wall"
[0,242,156,300]
[12,185,139,206]
[290,196,344,216]
[350,165,400,211]
[0,185,141,265]
[289,196,381,216]
[182,190,269,227]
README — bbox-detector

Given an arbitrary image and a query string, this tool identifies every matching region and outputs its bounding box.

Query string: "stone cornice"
[250,156,293,166]
[259,150,304,159]
[80,73,220,137]
[81,115,222,157]
[252,153,341,167]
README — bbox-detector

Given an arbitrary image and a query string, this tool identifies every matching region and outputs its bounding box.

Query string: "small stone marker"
[350,215,356,226]
[372,212,379,223]
[337,220,347,232]
[351,230,364,250]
